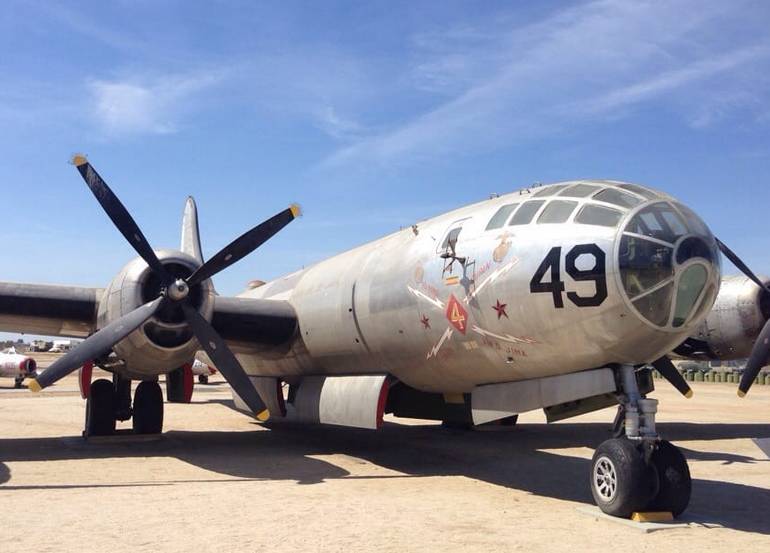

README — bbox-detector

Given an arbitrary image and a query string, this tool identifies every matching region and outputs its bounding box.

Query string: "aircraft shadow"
[1,420,768,535]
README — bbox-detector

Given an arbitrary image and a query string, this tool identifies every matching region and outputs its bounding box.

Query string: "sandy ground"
[1,372,769,553]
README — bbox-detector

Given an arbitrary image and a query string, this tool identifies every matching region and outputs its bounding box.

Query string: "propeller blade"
[739,318,770,397]
[72,155,173,286]
[187,204,300,287]
[29,296,164,391]
[652,356,693,398]
[716,238,770,293]
[180,302,268,416]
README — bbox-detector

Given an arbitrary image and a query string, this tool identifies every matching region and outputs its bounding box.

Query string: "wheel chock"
[631,512,674,523]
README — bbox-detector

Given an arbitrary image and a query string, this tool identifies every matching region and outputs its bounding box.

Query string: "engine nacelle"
[677,275,770,360]
[97,250,215,379]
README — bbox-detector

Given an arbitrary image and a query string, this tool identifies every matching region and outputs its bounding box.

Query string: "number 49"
[529,244,607,308]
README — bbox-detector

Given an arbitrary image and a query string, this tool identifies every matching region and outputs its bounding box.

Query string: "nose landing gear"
[590,365,691,518]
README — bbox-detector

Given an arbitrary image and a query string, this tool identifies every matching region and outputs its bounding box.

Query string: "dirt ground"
[1,372,768,553]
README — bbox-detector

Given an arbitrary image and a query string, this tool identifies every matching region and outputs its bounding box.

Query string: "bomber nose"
[617,200,721,330]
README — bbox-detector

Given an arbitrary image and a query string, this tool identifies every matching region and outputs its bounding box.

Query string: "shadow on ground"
[1,419,768,535]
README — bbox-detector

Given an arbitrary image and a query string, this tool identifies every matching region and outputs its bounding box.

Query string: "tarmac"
[1,368,768,552]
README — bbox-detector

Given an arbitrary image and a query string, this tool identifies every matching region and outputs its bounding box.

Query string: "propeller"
[651,356,693,398]
[715,239,770,396]
[30,155,300,417]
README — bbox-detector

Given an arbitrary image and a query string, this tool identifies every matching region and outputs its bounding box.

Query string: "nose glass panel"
[618,200,719,330]
[619,235,673,297]
[625,202,688,243]
[672,264,709,327]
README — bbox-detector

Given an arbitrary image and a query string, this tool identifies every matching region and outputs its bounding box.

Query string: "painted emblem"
[444,275,460,286]
[420,314,431,329]
[414,262,425,284]
[445,294,468,334]
[492,299,508,319]
[493,232,511,263]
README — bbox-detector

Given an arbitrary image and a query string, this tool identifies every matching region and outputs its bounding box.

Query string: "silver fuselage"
[234,180,721,393]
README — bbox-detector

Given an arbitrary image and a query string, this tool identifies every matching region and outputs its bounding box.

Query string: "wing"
[0,280,296,349]
[0,281,102,338]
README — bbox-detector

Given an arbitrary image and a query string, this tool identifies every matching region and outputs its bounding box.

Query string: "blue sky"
[1,0,770,339]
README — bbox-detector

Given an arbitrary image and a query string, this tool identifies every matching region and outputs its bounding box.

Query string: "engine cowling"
[97,250,215,379]
[676,275,770,360]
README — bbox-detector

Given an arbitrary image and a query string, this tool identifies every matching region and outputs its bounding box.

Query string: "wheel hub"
[593,455,618,501]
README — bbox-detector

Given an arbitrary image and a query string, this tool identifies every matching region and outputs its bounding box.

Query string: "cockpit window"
[509,200,545,225]
[633,282,674,327]
[619,235,674,297]
[594,188,643,209]
[618,199,720,330]
[673,202,711,237]
[532,184,569,197]
[485,203,519,230]
[574,205,623,227]
[626,202,688,244]
[618,183,658,200]
[672,264,708,327]
[558,183,602,198]
[537,200,578,224]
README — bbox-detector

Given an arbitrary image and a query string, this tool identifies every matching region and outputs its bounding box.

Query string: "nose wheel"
[590,365,692,518]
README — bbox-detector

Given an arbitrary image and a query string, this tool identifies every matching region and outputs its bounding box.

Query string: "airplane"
[191,358,217,384]
[0,346,38,388]
[1,155,769,520]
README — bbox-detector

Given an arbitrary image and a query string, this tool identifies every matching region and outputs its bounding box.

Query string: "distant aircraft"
[191,358,216,384]
[0,347,37,388]
[1,155,768,519]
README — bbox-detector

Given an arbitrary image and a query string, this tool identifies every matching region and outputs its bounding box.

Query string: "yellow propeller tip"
[737,390,746,398]
[71,154,88,167]
[684,389,693,399]
[256,409,270,422]
[27,379,42,393]
[290,203,302,218]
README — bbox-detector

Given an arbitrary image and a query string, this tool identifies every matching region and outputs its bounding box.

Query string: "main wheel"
[14,377,23,389]
[198,374,209,385]
[133,381,164,434]
[85,379,116,436]
[646,440,691,516]
[590,438,656,518]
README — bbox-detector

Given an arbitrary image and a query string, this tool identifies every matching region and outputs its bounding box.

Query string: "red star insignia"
[420,315,431,329]
[492,300,508,320]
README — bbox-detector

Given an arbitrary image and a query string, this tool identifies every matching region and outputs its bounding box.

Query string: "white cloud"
[321,0,770,169]
[88,73,222,136]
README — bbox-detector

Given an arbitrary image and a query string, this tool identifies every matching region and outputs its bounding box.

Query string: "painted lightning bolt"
[471,325,538,344]
[464,258,519,304]
[427,327,454,359]
[408,285,445,309]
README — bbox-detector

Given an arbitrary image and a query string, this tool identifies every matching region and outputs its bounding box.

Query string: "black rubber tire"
[590,438,656,518]
[133,381,164,434]
[85,379,116,436]
[646,440,691,517]
[14,377,23,389]
[198,375,208,385]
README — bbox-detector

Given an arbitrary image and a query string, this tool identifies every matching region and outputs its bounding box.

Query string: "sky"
[1,0,769,340]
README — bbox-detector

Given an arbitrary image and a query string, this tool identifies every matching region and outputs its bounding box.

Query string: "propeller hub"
[167,279,190,302]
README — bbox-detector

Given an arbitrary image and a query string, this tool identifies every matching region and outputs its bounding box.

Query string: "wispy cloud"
[321,0,770,169]
[87,72,223,135]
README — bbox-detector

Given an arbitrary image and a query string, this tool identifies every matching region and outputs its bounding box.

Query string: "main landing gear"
[590,365,691,518]
[84,374,164,437]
